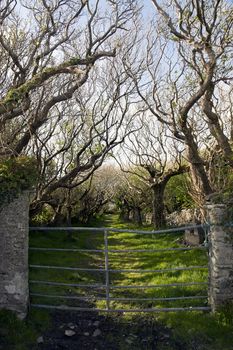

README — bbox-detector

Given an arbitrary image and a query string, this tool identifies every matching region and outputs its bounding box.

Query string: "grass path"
[1,214,233,350]
[29,214,209,311]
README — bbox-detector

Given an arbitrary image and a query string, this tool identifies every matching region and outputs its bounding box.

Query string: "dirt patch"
[36,310,186,350]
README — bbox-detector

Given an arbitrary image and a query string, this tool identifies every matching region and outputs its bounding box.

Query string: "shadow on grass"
[29,213,208,309]
[27,214,233,350]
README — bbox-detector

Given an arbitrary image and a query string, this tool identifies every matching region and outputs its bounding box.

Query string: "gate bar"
[104,230,110,310]
[30,280,105,288]
[31,304,211,312]
[30,293,208,302]
[29,280,207,289]
[29,247,207,253]
[30,264,208,273]
[29,224,209,235]
[111,282,208,289]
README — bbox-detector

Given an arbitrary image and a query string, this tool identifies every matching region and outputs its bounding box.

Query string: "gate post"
[0,192,30,319]
[206,203,233,312]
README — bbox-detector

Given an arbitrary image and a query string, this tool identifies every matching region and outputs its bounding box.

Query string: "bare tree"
[149,0,233,187]
[113,169,150,225]
[28,47,142,215]
[117,118,188,228]
[0,0,138,155]
[120,0,229,210]
[0,0,143,215]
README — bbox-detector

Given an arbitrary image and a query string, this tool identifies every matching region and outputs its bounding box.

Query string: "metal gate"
[29,225,211,313]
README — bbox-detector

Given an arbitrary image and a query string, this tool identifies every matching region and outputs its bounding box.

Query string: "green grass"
[0,308,50,350]
[29,214,209,310]
[1,214,232,350]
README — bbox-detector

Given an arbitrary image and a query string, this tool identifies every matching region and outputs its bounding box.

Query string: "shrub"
[0,156,38,208]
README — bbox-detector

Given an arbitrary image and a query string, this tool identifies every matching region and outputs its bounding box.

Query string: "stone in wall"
[167,208,201,226]
[0,192,29,319]
[207,204,233,312]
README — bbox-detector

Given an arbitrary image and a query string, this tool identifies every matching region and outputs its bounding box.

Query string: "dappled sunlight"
[29,214,208,312]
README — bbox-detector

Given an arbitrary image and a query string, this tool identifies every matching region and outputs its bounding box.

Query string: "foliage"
[0,309,37,350]
[164,174,195,212]
[216,301,233,327]
[30,205,54,226]
[207,149,233,201]
[0,156,38,208]
[36,165,122,225]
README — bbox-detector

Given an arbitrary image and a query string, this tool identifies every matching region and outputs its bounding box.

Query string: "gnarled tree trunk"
[151,183,166,228]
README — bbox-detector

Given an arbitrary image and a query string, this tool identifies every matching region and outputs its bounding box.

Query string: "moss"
[0,57,82,111]
[68,57,80,66]
[0,156,38,209]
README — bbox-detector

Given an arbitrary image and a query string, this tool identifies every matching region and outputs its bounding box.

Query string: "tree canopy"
[1,0,233,227]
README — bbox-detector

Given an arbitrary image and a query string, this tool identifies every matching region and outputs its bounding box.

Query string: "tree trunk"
[203,84,233,167]
[66,186,73,239]
[183,127,213,206]
[66,205,72,240]
[30,200,44,218]
[120,208,131,222]
[52,204,65,226]
[151,183,166,229]
[132,206,142,225]
[119,199,131,222]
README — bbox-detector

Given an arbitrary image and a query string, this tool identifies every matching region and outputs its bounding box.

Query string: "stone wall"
[207,204,233,312]
[167,208,202,226]
[167,208,205,245]
[146,209,200,226]
[0,192,29,319]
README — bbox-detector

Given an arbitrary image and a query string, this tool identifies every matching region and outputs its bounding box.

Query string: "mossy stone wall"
[0,192,29,319]
[207,204,233,312]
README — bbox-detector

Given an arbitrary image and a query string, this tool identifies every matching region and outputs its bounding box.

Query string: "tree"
[114,169,150,225]
[72,165,122,223]
[28,47,142,215]
[0,0,141,215]
[164,173,194,213]
[124,31,211,207]
[124,0,233,209]
[150,0,233,196]
[37,164,121,225]
[117,119,188,228]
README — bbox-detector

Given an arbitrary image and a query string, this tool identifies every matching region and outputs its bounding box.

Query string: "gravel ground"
[36,310,186,350]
